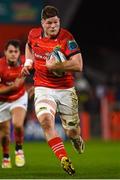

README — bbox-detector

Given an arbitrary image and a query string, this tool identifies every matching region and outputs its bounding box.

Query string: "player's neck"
[7,60,20,67]
[44,33,54,39]
[43,31,58,40]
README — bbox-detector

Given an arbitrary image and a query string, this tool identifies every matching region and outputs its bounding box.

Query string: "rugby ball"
[48,50,66,77]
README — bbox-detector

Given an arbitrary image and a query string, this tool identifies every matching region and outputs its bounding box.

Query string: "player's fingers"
[25,68,30,75]
[21,67,30,76]
[46,57,55,65]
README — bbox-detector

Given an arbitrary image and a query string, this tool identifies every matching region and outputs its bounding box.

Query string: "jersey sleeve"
[64,30,81,59]
[27,28,41,48]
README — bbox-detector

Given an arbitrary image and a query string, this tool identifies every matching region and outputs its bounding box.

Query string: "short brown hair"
[41,5,59,19]
[4,39,21,51]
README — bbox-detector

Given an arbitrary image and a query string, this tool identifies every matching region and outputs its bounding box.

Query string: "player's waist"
[0,88,26,102]
[34,80,74,89]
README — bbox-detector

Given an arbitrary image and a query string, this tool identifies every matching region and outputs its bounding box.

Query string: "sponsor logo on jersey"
[54,45,61,51]
[68,40,78,50]
[34,53,47,60]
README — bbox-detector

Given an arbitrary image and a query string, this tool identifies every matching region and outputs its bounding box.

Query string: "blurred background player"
[0,40,28,168]
[22,5,84,175]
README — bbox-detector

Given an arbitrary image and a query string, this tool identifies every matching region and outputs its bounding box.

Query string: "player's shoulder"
[20,55,25,64]
[60,28,73,39]
[29,27,42,39]
[0,57,6,65]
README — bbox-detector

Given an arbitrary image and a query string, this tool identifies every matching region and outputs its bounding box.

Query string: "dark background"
[70,0,120,74]
[72,0,120,48]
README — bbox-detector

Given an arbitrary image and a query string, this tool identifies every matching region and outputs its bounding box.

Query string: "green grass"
[0,139,120,179]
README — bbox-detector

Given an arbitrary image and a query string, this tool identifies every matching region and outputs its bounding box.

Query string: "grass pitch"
[0,139,120,179]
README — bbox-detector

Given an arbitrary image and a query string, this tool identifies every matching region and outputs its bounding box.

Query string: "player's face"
[4,45,20,66]
[42,16,60,38]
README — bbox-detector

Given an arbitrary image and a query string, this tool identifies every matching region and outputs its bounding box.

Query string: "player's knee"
[2,127,10,137]
[39,114,53,131]
[35,100,56,120]
[0,122,10,133]
[12,119,24,129]
[61,114,80,131]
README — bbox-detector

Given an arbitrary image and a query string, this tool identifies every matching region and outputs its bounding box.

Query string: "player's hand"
[14,77,25,88]
[46,56,57,70]
[21,66,30,76]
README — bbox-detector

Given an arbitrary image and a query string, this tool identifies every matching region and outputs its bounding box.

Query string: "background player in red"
[0,40,28,168]
[22,5,84,175]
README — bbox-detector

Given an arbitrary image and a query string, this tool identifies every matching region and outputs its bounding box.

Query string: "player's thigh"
[0,102,11,123]
[34,87,57,120]
[58,87,80,130]
[58,87,78,114]
[11,107,26,126]
[10,92,28,126]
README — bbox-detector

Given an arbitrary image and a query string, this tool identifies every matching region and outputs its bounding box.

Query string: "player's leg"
[36,102,75,175]
[59,87,85,154]
[35,87,74,175]
[0,120,12,168]
[0,103,12,168]
[10,92,28,167]
[11,106,26,167]
[35,97,68,158]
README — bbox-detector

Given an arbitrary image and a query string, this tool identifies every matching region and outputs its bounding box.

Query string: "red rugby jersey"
[0,55,26,102]
[28,27,81,89]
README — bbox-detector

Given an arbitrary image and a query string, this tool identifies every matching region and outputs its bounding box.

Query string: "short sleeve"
[64,31,81,59]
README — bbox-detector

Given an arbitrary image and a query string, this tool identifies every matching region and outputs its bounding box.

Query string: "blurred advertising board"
[0,0,43,24]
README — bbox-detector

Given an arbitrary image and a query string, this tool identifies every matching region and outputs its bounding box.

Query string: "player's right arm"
[21,43,34,76]
[0,83,15,94]
[0,77,25,95]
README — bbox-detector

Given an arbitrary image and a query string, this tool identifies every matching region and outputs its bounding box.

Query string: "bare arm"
[21,43,34,76]
[0,77,25,95]
[46,53,83,72]
[0,84,15,94]
[25,43,34,60]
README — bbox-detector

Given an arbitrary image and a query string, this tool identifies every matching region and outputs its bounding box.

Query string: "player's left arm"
[61,52,83,72]
[47,30,83,72]
[47,52,83,72]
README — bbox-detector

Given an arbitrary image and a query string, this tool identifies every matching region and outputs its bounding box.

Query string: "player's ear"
[41,19,44,27]
[57,17,60,25]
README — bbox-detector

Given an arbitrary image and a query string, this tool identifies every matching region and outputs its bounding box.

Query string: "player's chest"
[31,38,67,54]
[2,66,22,82]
